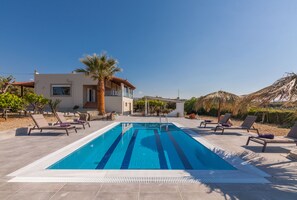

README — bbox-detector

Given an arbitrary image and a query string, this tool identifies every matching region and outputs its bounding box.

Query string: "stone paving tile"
[0,191,15,200]
[60,183,101,192]
[50,191,98,200]
[0,183,24,192]
[95,192,139,200]
[139,192,182,200]
[215,183,271,192]
[139,183,178,193]
[178,183,219,193]
[226,191,297,200]
[100,183,139,192]
[18,183,65,192]
[0,117,296,198]
[181,191,229,200]
[6,191,55,200]
[0,181,7,187]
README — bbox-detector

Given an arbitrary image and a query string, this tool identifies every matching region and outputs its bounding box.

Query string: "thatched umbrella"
[195,90,240,122]
[243,73,297,107]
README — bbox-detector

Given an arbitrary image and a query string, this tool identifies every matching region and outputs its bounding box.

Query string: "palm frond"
[243,72,297,107]
[77,52,123,81]
[195,90,240,113]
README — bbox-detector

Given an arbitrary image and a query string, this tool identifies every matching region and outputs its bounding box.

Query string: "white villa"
[34,72,135,115]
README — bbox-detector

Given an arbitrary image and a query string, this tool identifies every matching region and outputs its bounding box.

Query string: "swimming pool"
[48,123,235,170]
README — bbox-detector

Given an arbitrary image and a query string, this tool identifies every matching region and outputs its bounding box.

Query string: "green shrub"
[197,105,296,125]
[0,93,25,112]
[184,97,197,114]
[197,107,230,117]
[245,107,296,125]
[48,99,62,114]
[24,93,49,113]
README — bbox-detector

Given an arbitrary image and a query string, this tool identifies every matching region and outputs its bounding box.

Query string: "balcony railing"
[105,90,121,96]
[124,93,133,98]
[105,90,133,98]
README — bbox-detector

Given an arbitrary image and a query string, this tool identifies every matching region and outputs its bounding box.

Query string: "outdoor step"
[83,102,97,108]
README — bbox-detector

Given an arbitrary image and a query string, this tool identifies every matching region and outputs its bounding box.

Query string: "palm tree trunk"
[97,78,105,115]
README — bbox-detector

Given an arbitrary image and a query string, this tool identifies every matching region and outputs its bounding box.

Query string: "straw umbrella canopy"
[243,73,297,107]
[195,90,240,122]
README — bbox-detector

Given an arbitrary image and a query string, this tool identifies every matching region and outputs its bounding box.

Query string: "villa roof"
[110,77,136,90]
[11,81,35,88]
[10,77,135,90]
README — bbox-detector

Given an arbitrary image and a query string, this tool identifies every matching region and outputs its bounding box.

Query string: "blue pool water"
[48,123,236,170]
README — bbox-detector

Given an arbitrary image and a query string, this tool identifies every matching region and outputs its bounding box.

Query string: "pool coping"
[7,121,270,183]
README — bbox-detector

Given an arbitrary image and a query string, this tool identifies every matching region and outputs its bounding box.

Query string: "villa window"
[52,84,71,96]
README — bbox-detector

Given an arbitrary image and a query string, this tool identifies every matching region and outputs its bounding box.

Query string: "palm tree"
[195,90,240,122]
[76,53,122,115]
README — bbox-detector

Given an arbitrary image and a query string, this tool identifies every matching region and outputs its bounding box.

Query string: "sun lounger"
[246,122,297,152]
[28,114,77,136]
[200,113,232,128]
[214,115,259,134]
[55,112,90,129]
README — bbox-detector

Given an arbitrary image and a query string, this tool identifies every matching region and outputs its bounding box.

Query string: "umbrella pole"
[217,101,221,122]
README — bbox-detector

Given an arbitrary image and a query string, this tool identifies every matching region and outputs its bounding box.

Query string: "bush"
[196,106,296,126]
[0,93,25,112]
[245,107,296,125]
[24,93,49,113]
[0,93,24,111]
[197,107,230,117]
[48,99,62,114]
[184,97,197,114]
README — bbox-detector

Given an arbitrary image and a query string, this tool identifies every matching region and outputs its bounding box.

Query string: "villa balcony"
[105,90,121,97]
[124,93,133,98]
[105,90,133,98]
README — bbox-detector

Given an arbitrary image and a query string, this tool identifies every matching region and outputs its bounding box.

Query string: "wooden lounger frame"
[246,136,297,152]
[214,115,259,135]
[199,113,232,128]
[28,114,77,136]
[28,125,77,136]
[55,112,90,129]
[246,122,297,152]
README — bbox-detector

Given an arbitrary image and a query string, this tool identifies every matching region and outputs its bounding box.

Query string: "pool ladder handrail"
[122,123,132,134]
[159,115,169,131]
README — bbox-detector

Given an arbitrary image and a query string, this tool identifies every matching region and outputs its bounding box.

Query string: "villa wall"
[122,97,133,115]
[34,73,95,110]
[34,73,134,115]
[101,97,133,115]
[105,96,123,114]
[167,102,185,117]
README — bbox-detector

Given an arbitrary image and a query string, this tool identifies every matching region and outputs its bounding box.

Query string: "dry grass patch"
[0,115,57,131]
[198,115,289,136]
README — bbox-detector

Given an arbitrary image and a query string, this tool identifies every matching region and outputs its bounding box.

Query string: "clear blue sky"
[0,0,296,99]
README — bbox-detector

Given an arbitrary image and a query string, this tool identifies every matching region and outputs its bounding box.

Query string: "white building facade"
[34,72,135,115]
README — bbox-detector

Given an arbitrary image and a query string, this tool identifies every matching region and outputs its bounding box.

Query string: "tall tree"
[76,53,122,114]
[0,75,14,94]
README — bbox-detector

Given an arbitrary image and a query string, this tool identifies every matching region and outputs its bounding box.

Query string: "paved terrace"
[0,116,296,200]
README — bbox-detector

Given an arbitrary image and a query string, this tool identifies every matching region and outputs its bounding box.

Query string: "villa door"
[87,88,96,102]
